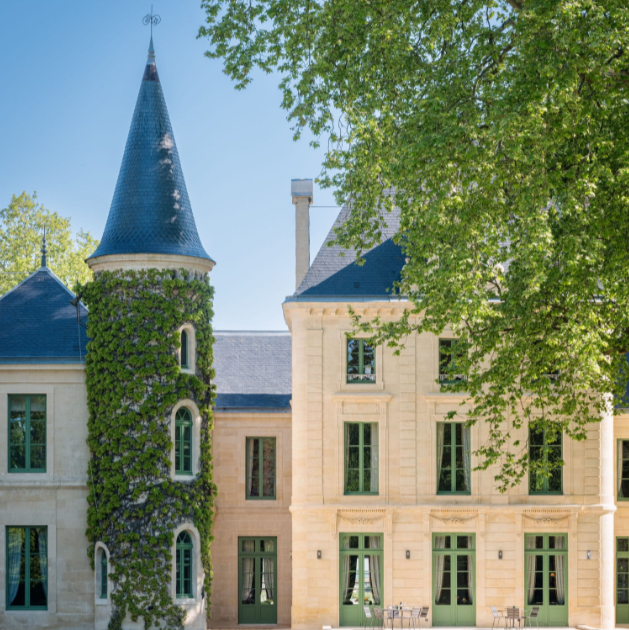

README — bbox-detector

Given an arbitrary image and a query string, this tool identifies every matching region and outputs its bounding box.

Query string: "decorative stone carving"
[522,512,570,525]
[431,512,477,526]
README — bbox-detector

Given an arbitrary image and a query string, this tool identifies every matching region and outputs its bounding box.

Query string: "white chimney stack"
[291,179,313,290]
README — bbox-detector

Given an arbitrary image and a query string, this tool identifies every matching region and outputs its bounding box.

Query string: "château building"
[0,37,625,630]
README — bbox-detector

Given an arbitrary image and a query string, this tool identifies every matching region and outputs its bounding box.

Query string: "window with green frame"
[438,339,466,385]
[619,440,629,500]
[347,338,375,383]
[175,408,193,475]
[100,550,108,599]
[437,423,471,494]
[175,531,193,598]
[9,394,46,473]
[345,423,379,494]
[181,330,189,368]
[529,424,563,494]
[6,526,48,610]
[246,438,276,499]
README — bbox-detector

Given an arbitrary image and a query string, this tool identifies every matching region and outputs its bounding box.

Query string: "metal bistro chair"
[364,606,374,628]
[408,608,421,630]
[417,607,429,629]
[491,606,506,628]
[385,607,401,630]
[523,607,540,628]
[507,607,524,628]
[373,607,385,628]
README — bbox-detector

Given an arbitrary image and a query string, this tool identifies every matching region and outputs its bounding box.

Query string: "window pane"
[618,539,629,553]
[347,447,360,469]
[363,343,375,375]
[365,536,382,550]
[30,420,46,445]
[618,558,629,573]
[30,446,46,470]
[242,540,255,553]
[623,440,629,459]
[346,469,359,492]
[241,558,256,604]
[10,445,26,470]
[348,424,360,445]
[249,475,260,497]
[438,466,452,492]
[30,395,46,419]
[263,475,274,497]
[347,340,360,376]
[618,589,629,604]
[363,469,372,492]
[455,469,467,492]
[457,536,472,549]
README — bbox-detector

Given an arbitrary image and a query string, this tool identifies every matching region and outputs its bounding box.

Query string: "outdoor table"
[385,606,416,629]
[500,608,525,628]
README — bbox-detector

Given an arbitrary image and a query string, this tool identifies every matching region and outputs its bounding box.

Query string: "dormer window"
[181,330,189,369]
[347,338,375,383]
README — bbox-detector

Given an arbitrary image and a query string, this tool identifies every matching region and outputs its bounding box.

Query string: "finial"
[41,226,48,268]
[143,5,161,45]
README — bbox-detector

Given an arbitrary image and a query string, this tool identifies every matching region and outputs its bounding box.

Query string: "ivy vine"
[82,268,216,630]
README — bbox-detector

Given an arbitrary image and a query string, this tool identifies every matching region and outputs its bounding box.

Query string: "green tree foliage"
[200,0,629,490]
[0,192,98,295]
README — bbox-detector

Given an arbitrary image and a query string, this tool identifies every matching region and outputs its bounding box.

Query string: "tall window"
[6,526,48,610]
[176,532,193,598]
[345,423,379,494]
[100,550,108,599]
[437,423,471,494]
[175,408,193,475]
[246,438,276,499]
[181,330,189,368]
[439,339,466,385]
[619,440,629,500]
[347,338,375,383]
[9,395,46,472]
[529,425,563,494]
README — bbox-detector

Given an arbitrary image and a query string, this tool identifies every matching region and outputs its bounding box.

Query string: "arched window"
[100,550,108,599]
[181,330,189,368]
[176,532,193,598]
[175,408,193,475]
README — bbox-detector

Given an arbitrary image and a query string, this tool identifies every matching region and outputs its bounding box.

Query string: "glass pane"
[365,536,382,550]
[263,438,274,459]
[260,557,275,604]
[618,539,629,553]
[530,426,544,446]
[30,446,46,470]
[549,589,559,605]
[622,459,629,479]
[434,536,451,550]
[549,467,562,492]
[241,558,256,604]
[263,475,275,497]
[364,424,373,446]
[622,480,629,498]
[249,475,260,497]
[457,555,469,572]
[618,573,629,589]
[619,589,629,605]
[346,469,359,492]
[363,343,375,376]
[455,469,467,492]
[438,466,452,492]
[342,555,359,605]
[241,540,255,553]
[7,527,26,607]
[30,420,46,444]
[10,445,26,470]
[260,539,275,552]
[618,558,629,573]
[347,340,360,377]
[550,536,566,550]
[183,548,192,596]
[342,536,360,550]
[348,424,360,445]
[30,395,46,419]
[363,469,372,492]
[347,447,360,469]
[457,536,472,550]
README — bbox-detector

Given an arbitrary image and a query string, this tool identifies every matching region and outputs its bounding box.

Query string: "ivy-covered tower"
[84,38,215,630]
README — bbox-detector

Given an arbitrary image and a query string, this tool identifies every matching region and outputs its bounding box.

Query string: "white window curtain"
[369,555,381,605]
[462,426,471,492]
[370,423,379,493]
[526,554,537,605]
[7,528,23,606]
[619,441,625,497]
[436,424,445,489]
[434,536,446,603]
[247,439,255,496]
[466,554,474,604]
[341,537,357,604]
[39,529,48,597]
[263,557,274,603]
[554,536,566,605]
[241,557,255,603]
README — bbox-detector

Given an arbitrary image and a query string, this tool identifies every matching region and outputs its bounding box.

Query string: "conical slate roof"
[89,39,213,262]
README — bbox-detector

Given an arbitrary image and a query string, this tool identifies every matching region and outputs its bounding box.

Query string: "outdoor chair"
[364,606,374,628]
[524,607,540,628]
[491,606,506,628]
[418,607,429,629]
[385,607,401,630]
[408,607,421,630]
[507,607,524,628]
[373,607,384,628]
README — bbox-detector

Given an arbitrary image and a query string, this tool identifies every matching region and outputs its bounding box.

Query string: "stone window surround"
[171,523,205,609]
[0,385,54,482]
[94,542,111,606]
[170,400,201,481]
[178,324,196,375]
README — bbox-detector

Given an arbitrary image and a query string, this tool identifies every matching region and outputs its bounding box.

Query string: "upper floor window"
[9,395,46,473]
[347,338,375,383]
[175,408,193,475]
[345,422,379,495]
[439,339,466,386]
[619,440,629,500]
[437,422,471,494]
[175,532,193,599]
[6,526,48,610]
[246,438,276,499]
[100,550,108,599]
[181,330,189,369]
[529,425,563,494]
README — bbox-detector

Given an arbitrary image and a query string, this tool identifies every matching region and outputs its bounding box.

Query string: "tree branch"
[505,0,523,10]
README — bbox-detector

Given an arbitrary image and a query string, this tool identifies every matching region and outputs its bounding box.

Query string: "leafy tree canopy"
[0,192,98,295]
[199,0,629,490]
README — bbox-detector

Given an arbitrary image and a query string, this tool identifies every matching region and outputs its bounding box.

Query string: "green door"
[618,537,629,623]
[238,537,277,624]
[524,534,568,627]
[432,534,476,627]
[339,533,383,627]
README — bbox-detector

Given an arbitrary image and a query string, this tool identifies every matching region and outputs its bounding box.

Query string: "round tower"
[84,38,215,630]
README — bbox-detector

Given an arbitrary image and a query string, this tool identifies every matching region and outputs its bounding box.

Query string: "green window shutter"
[344,423,379,494]
[619,440,629,500]
[175,408,193,475]
[246,438,276,500]
[181,330,189,368]
[347,338,375,383]
[176,532,193,598]
[437,422,471,494]
[100,550,108,599]
[529,425,563,495]
[8,395,46,473]
[6,526,48,610]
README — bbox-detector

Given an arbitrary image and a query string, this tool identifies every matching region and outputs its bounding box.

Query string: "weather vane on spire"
[143,5,161,37]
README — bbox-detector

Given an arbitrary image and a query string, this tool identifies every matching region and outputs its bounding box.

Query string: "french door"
[339,533,383,627]
[618,537,629,623]
[524,534,568,627]
[238,537,277,624]
[432,534,476,627]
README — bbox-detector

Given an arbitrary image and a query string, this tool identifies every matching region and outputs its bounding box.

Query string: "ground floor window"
[6,526,48,610]
[339,533,383,627]
[618,537,629,623]
[176,532,193,598]
[238,537,277,624]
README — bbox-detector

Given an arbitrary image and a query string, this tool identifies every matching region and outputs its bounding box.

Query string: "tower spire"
[40,226,48,268]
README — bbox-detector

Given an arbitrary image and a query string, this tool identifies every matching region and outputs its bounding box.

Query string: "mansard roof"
[292,202,405,299]
[213,331,291,412]
[89,39,213,263]
[0,267,88,364]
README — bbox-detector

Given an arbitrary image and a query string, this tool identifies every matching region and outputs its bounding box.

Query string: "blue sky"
[0,1,341,330]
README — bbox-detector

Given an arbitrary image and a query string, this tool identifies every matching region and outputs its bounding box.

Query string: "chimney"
[291,179,313,290]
